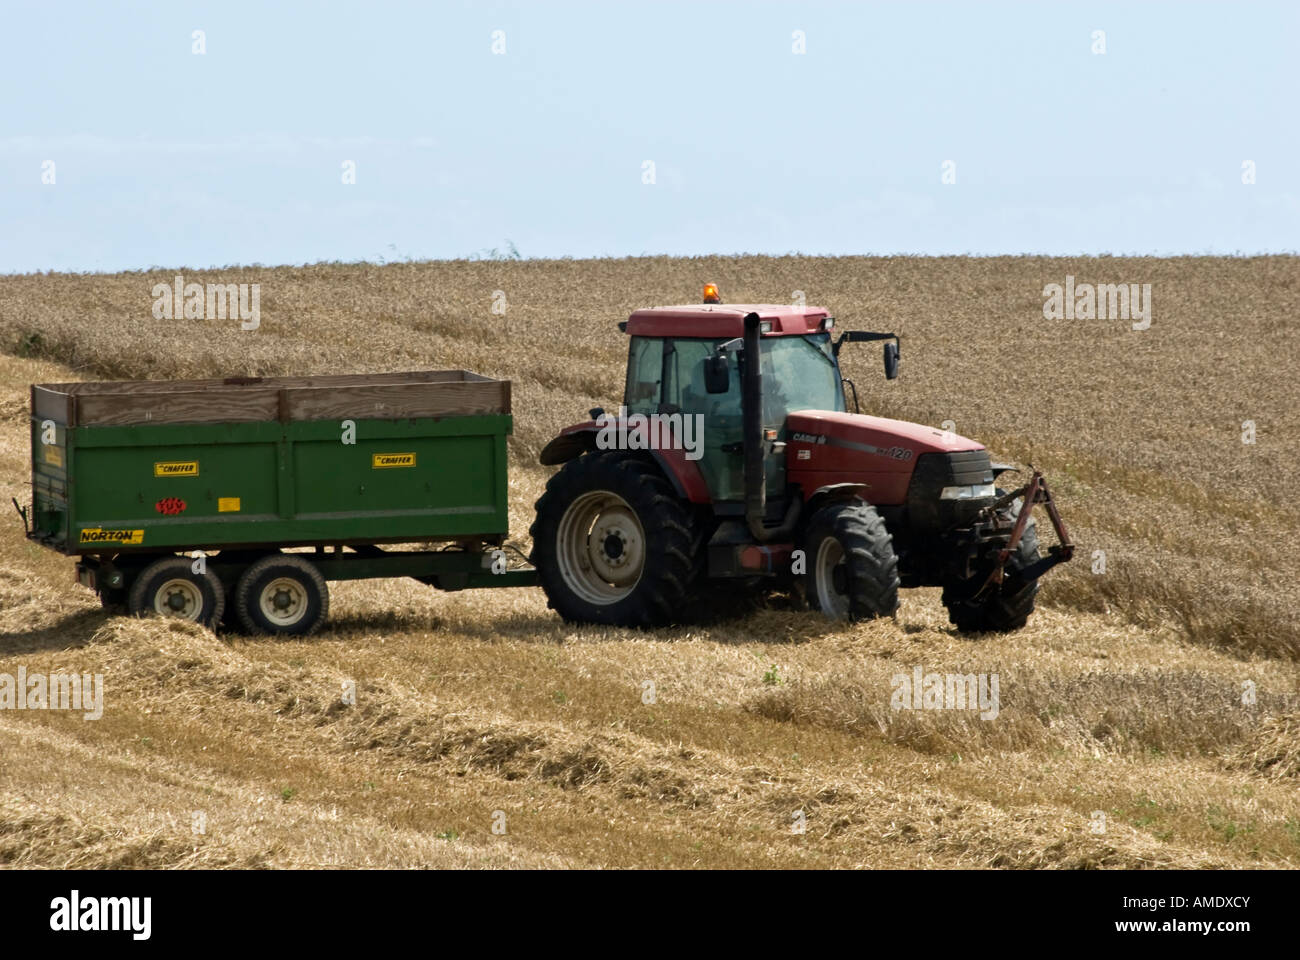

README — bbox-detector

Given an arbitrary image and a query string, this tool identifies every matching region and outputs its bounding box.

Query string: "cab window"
[624,337,663,415]
[663,339,742,418]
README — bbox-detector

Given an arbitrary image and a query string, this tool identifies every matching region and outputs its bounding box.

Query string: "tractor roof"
[625,304,830,339]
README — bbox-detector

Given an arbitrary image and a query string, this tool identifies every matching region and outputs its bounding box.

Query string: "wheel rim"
[814,537,851,620]
[259,576,308,627]
[154,578,203,621]
[555,490,646,606]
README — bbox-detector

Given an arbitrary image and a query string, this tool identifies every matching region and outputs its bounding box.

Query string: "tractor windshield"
[759,333,846,420]
[624,332,845,422]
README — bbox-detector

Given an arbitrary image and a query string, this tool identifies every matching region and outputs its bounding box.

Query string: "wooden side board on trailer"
[31,369,510,427]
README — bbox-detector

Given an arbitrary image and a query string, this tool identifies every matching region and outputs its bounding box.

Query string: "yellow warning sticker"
[154,460,199,477]
[43,446,63,467]
[217,497,241,512]
[80,528,144,545]
[372,452,416,469]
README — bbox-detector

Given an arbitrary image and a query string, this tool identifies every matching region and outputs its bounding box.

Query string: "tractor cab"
[622,306,840,503]
[620,289,897,505]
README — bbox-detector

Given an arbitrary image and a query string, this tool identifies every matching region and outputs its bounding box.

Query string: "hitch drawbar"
[11,498,28,537]
[978,469,1075,590]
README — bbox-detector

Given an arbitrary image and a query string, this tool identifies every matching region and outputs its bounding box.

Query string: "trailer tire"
[99,588,128,614]
[803,499,900,621]
[128,556,226,629]
[942,495,1041,633]
[530,452,698,627]
[234,555,330,636]
[216,550,279,631]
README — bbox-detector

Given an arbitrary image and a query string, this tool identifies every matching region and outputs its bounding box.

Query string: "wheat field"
[0,255,1296,869]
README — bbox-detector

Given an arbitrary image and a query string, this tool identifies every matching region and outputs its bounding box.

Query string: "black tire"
[127,556,225,628]
[234,555,329,636]
[98,588,127,614]
[215,550,278,631]
[529,452,698,627]
[802,499,900,621]
[942,496,1041,633]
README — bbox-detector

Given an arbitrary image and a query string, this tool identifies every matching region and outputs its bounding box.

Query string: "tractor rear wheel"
[530,452,698,627]
[802,499,900,621]
[942,495,1041,633]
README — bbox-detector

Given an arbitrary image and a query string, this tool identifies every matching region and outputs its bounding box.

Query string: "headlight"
[939,483,995,500]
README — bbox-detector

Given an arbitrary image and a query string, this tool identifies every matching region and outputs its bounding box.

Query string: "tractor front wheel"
[530,452,698,627]
[802,499,900,621]
[942,495,1041,633]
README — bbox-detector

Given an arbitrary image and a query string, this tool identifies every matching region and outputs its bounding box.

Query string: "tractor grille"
[907,450,996,532]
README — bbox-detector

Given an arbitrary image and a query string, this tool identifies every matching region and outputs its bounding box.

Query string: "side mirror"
[703,355,730,394]
[883,342,900,380]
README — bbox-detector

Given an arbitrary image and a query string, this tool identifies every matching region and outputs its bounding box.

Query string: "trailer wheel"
[98,588,128,614]
[234,555,329,636]
[802,499,900,621]
[530,452,698,627]
[214,550,279,632]
[128,556,226,628]
[942,494,1041,633]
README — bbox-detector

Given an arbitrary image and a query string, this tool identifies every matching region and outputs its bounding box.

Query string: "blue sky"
[2,0,1296,273]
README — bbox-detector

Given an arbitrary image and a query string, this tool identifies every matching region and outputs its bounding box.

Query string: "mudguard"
[539,421,712,504]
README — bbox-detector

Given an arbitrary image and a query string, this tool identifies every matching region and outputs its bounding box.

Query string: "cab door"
[664,338,748,503]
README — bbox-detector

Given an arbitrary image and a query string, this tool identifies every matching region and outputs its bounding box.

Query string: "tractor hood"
[784,411,986,506]
[786,411,986,456]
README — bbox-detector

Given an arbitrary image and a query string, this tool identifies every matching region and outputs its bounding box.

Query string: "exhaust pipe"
[742,313,800,542]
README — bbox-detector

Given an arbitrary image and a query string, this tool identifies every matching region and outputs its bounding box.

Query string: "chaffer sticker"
[372,452,416,468]
[154,460,199,477]
[80,528,144,545]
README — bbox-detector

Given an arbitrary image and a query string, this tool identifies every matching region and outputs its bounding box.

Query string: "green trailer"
[20,370,537,634]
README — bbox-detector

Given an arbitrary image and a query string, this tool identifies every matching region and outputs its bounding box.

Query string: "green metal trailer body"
[28,371,514,556]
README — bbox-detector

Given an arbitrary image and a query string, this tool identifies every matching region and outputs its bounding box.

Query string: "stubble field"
[0,255,1296,868]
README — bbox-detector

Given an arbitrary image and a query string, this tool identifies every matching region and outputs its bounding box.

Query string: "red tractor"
[531,287,1073,631]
